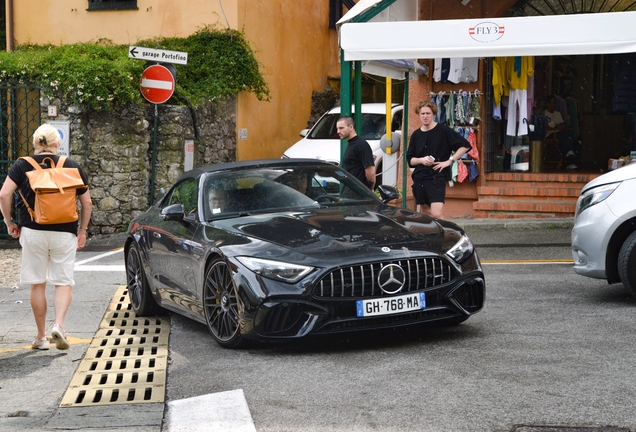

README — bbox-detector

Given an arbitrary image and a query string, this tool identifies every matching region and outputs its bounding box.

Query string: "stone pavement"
[0,218,574,431]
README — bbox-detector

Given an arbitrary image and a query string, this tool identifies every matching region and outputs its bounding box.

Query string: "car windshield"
[308,114,388,141]
[203,164,379,220]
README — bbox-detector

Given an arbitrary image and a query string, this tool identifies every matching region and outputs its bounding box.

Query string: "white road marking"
[75,248,123,265]
[74,265,125,272]
[165,389,256,432]
[75,249,124,271]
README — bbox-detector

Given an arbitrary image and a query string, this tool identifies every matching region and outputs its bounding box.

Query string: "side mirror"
[377,185,400,203]
[300,129,309,137]
[160,203,185,222]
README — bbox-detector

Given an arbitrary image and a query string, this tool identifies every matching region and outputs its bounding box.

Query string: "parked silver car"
[571,162,636,297]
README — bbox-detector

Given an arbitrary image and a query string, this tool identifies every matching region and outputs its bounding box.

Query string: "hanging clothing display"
[507,89,529,136]
[507,56,533,90]
[431,91,482,128]
[503,56,534,136]
[460,58,479,83]
[492,57,508,120]
[434,58,479,84]
[445,94,455,127]
[435,92,446,124]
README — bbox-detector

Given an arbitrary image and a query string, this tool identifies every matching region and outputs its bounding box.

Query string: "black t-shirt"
[343,135,374,188]
[406,124,471,181]
[8,154,89,234]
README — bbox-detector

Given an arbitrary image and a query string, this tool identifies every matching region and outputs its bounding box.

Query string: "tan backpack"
[18,156,86,225]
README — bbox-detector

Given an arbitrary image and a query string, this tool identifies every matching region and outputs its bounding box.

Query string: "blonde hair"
[32,124,61,150]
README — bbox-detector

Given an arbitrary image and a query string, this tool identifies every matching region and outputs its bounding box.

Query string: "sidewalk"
[0,230,163,431]
[0,218,574,431]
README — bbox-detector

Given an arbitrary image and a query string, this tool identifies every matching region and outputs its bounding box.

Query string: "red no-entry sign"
[140,64,175,104]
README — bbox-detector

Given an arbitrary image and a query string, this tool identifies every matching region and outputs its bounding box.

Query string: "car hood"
[208,206,458,262]
[582,162,636,193]
[283,138,347,163]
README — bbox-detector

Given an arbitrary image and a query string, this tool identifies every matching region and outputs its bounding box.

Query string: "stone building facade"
[41,97,236,236]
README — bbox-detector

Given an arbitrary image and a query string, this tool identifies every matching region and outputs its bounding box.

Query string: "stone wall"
[41,97,236,235]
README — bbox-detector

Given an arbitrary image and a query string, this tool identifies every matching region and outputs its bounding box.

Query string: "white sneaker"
[566,151,575,157]
[566,164,578,170]
[51,324,70,350]
[31,336,50,350]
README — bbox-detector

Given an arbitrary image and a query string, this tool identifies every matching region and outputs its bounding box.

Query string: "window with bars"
[87,0,138,11]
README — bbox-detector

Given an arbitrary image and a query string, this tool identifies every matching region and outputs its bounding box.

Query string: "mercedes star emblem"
[377,264,406,294]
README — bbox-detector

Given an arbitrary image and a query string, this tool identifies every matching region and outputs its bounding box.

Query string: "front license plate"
[356,292,426,318]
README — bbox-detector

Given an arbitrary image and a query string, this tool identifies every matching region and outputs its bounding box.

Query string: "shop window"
[88,0,138,11]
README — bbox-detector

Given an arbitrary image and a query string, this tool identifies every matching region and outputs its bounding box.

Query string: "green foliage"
[138,27,269,104]
[0,28,268,111]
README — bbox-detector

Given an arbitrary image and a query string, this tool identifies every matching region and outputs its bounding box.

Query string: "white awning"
[338,0,423,78]
[340,11,636,61]
[337,0,384,27]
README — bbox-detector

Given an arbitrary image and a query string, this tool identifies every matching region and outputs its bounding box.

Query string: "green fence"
[0,85,41,238]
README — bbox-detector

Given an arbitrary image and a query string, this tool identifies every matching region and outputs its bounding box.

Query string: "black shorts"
[411,177,447,205]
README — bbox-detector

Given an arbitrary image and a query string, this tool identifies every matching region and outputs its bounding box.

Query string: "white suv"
[571,162,636,297]
[282,103,403,185]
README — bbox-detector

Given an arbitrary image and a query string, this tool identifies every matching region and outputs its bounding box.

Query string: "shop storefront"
[338,1,636,218]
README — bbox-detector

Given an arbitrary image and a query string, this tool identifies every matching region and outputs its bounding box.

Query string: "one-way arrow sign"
[128,46,188,65]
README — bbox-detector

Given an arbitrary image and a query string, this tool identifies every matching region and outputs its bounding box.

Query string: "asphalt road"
[5,225,636,431]
[164,227,636,431]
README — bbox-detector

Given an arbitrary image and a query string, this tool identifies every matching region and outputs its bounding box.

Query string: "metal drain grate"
[60,286,170,407]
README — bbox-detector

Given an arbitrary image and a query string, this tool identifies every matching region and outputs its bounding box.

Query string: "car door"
[147,177,201,306]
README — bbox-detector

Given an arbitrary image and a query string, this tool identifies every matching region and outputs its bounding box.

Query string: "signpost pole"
[150,103,158,205]
[130,47,187,206]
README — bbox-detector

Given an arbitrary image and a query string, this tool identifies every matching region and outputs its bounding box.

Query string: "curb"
[448,217,574,231]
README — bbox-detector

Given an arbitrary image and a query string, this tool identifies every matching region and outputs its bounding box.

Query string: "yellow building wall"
[236,0,340,161]
[8,0,341,161]
[10,0,238,44]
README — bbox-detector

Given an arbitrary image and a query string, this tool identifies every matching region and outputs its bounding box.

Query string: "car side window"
[165,178,199,220]
[309,115,339,139]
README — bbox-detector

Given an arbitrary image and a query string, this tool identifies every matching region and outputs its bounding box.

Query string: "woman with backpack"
[0,124,92,351]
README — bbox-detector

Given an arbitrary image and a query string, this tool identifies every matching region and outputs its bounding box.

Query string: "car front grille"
[313,257,455,299]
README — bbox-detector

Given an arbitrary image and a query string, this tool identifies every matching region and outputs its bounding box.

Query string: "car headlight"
[446,234,474,264]
[576,182,620,216]
[236,257,314,283]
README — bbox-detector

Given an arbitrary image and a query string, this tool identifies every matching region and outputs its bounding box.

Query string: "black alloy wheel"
[203,258,243,348]
[126,243,158,316]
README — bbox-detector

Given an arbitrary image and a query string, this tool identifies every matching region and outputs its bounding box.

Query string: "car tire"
[126,243,160,316]
[618,230,636,298]
[203,258,244,348]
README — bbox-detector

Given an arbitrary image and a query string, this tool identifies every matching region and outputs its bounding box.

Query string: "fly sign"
[469,22,505,43]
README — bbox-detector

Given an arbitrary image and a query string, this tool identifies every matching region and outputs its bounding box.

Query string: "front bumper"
[571,200,615,279]
[246,274,485,340]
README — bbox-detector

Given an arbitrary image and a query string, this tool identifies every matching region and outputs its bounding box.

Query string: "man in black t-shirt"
[337,116,375,189]
[406,101,471,219]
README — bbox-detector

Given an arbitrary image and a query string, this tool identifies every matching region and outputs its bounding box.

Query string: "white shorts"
[19,228,77,286]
